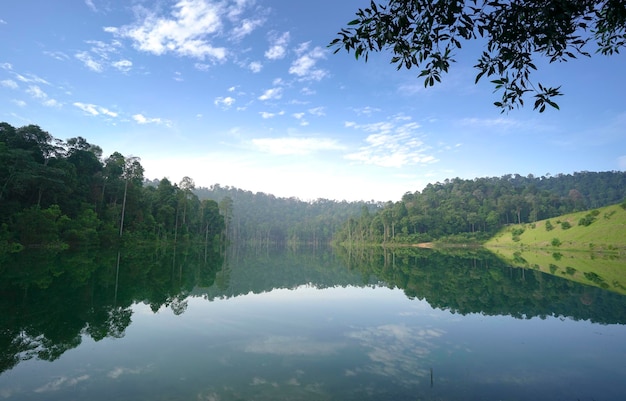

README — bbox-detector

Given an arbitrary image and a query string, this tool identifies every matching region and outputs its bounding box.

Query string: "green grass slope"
[485,203,626,252]
[484,203,626,295]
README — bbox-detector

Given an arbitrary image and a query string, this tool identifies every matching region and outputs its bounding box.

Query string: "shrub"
[511,227,525,236]
[578,211,598,227]
[545,220,554,231]
[560,221,571,230]
[551,237,562,247]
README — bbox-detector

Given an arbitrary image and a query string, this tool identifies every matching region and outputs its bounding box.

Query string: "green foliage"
[545,220,554,231]
[0,122,226,250]
[551,237,562,247]
[561,221,572,230]
[578,210,599,226]
[335,173,626,246]
[331,0,626,112]
[511,227,525,236]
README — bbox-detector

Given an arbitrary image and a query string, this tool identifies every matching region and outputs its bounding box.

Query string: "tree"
[330,0,626,112]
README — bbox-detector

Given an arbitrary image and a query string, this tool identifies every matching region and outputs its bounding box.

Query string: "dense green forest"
[3,121,625,250]
[334,172,626,245]
[0,122,224,250]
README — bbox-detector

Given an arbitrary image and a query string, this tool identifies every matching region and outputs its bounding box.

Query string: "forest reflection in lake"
[1,244,625,400]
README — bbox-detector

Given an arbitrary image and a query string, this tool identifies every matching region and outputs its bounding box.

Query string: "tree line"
[193,184,380,246]
[334,172,626,244]
[0,122,224,250]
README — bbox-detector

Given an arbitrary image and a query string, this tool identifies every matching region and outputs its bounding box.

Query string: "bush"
[560,221,571,230]
[578,210,599,227]
[545,220,554,231]
[511,227,525,236]
[551,237,562,247]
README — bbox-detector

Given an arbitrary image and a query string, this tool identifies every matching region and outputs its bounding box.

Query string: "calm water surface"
[1,245,625,400]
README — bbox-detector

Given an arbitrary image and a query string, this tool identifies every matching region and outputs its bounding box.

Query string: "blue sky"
[1,0,625,202]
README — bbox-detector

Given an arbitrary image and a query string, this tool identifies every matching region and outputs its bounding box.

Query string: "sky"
[1,0,625,202]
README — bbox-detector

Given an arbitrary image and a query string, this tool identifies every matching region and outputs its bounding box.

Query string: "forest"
[333,171,626,245]
[0,122,224,251]
[2,122,625,250]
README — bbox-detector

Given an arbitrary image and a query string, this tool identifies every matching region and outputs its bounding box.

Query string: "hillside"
[484,203,626,295]
[485,202,626,252]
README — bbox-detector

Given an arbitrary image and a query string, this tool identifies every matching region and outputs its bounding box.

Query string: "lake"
[1,244,625,400]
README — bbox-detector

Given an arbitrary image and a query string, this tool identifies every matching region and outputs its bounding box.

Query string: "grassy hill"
[484,203,626,294]
[485,203,626,252]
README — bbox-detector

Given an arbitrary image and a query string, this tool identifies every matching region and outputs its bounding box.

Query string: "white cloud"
[265,31,290,60]
[231,17,264,40]
[76,51,104,72]
[345,117,437,168]
[258,87,282,101]
[194,62,211,71]
[459,117,521,129]
[308,106,325,116]
[619,155,626,170]
[1,79,18,89]
[259,111,284,119]
[214,96,235,108]
[292,112,309,126]
[86,39,122,59]
[112,59,133,72]
[14,73,49,85]
[248,61,262,73]
[133,113,168,125]
[74,102,118,117]
[352,106,381,116]
[11,99,26,107]
[43,99,61,108]
[252,137,344,155]
[0,19,6,25]
[289,44,327,81]
[44,51,70,61]
[85,0,97,12]
[110,0,232,61]
[26,85,47,99]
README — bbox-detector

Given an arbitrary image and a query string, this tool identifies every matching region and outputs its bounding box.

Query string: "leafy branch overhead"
[329,0,626,112]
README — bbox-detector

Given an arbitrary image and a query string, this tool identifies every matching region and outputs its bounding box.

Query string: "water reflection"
[0,242,223,375]
[1,244,625,400]
[336,246,626,324]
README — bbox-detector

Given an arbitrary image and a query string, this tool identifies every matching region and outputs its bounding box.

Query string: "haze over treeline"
[188,171,626,246]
